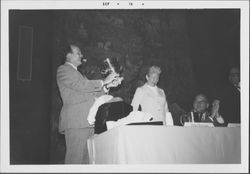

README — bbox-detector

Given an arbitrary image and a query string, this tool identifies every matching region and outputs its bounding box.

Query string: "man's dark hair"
[62,43,72,57]
[194,93,208,103]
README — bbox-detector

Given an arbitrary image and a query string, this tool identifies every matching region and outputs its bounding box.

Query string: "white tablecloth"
[87,125,240,164]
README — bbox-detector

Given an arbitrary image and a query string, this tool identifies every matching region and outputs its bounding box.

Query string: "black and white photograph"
[1,0,249,173]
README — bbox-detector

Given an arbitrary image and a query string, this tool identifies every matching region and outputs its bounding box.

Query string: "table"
[87,125,241,164]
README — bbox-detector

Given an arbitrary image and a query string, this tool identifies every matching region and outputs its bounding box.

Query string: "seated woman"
[131,65,173,125]
[180,93,225,126]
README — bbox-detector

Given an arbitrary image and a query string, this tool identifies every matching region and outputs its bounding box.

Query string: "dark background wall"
[186,9,240,99]
[9,10,54,164]
[9,9,240,164]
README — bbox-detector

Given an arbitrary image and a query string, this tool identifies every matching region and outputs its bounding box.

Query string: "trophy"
[100,58,124,87]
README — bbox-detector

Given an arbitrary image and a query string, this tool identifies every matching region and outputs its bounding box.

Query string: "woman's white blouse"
[131,84,169,124]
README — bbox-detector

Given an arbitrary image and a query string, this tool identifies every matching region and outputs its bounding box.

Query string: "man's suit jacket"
[219,83,240,124]
[131,84,169,123]
[57,63,104,133]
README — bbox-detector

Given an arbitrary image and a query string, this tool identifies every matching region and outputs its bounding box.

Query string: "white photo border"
[1,0,249,173]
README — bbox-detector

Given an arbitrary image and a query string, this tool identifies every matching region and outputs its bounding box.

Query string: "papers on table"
[184,122,214,127]
[106,111,153,130]
[227,123,241,127]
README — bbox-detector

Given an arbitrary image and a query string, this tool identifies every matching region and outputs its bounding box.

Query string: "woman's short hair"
[147,65,161,76]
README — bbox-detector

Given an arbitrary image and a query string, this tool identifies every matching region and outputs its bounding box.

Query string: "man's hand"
[106,77,123,88]
[211,99,220,118]
[103,72,119,86]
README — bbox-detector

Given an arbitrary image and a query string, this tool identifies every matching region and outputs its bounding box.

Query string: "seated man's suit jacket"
[57,63,104,133]
[219,83,240,124]
[181,110,225,127]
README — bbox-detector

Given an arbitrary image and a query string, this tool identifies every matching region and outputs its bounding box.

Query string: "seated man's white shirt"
[87,95,113,125]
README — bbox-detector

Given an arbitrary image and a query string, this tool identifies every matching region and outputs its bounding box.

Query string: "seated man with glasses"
[180,94,225,126]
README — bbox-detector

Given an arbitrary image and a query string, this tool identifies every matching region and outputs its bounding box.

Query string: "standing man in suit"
[57,43,119,164]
